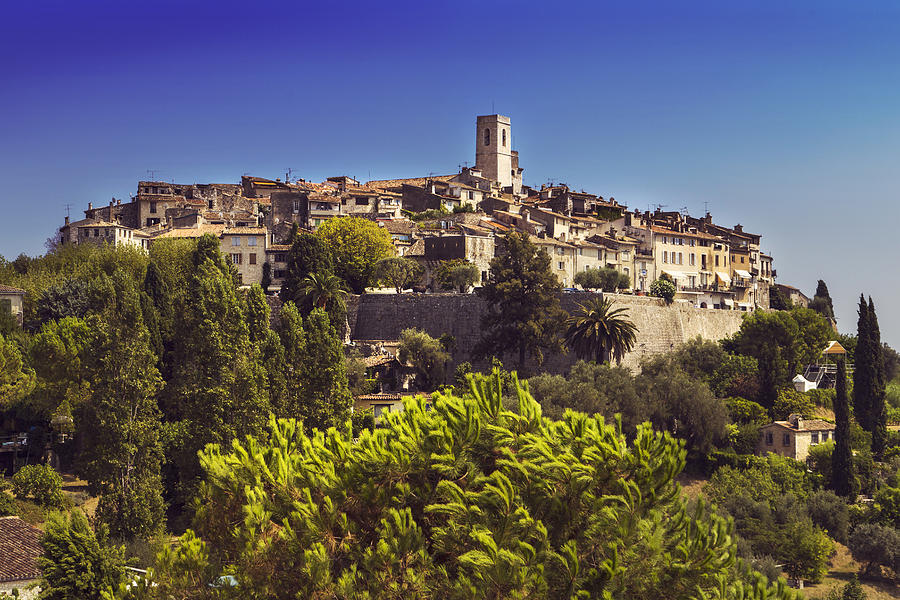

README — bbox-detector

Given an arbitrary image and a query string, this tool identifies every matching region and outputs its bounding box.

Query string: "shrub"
[649,278,676,302]
[807,388,835,410]
[0,491,16,516]
[11,464,65,508]
[773,389,816,419]
[848,523,900,577]
[806,490,849,544]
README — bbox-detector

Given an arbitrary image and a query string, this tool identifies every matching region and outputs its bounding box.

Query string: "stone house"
[423,227,495,287]
[0,285,26,327]
[0,516,42,598]
[775,284,810,308]
[757,414,836,461]
[221,227,267,285]
[532,236,577,287]
[264,244,291,289]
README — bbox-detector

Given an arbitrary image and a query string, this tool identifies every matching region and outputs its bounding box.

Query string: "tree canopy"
[316,217,395,293]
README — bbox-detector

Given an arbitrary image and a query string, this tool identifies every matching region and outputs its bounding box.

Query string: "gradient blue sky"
[1,1,898,343]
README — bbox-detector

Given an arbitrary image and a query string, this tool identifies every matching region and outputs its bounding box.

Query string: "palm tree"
[299,272,348,311]
[564,297,638,365]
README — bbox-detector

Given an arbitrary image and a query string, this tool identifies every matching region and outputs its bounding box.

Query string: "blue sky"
[1,1,899,343]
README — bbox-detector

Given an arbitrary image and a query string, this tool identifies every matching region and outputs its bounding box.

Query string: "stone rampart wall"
[349,292,745,375]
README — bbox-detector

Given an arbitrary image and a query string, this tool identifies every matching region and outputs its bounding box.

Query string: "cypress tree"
[868,296,887,456]
[853,295,872,432]
[832,358,854,498]
[810,280,835,320]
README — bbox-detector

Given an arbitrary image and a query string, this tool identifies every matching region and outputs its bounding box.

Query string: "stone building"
[757,414,836,462]
[220,227,267,285]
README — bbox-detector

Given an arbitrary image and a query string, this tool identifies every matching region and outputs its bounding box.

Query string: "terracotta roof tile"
[0,284,26,294]
[0,516,42,583]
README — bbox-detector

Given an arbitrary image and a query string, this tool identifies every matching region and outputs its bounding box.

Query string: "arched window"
[484,128,490,146]
[502,129,507,147]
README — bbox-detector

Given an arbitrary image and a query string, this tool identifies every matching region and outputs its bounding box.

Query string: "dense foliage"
[107,373,797,600]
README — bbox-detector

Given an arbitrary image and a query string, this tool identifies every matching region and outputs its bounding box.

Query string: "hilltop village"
[58,115,777,311]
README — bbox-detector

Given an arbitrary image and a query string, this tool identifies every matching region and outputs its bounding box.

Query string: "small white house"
[792,374,817,393]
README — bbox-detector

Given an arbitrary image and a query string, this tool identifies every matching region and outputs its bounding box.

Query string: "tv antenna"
[146,169,160,180]
[654,204,668,212]
[679,206,689,216]
[285,168,294,183]
[64,203,72,218]
[704,201,710,215]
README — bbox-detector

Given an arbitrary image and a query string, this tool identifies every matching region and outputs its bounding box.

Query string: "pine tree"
[38,510,125,600]
[867,297,887,456]
[832,358,854,498]
[475,232,566,373]
[115,372,801,600]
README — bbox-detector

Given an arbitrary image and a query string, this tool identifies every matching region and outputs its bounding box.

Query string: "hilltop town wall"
[349,292,745,374]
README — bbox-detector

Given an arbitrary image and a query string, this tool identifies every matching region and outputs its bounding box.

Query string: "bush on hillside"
[11,464,65,508]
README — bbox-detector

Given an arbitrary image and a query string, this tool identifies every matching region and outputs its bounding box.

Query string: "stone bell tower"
[475,114,522,193]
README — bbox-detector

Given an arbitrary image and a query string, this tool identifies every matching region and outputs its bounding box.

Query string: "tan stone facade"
[757,414,836,462]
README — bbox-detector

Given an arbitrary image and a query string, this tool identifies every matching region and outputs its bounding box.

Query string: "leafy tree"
[711,354,761,401]
[0,332,35,405]
[376,257,423,293]
[573,266,629,292]
[79,273,166,539]
[772,389,816,419]
[874,486,900,529]
[649,277,676,302]
[638,355,729,454]
[316,217,395,293]
[806,490,849,544]
[564,297,637,365]
[397,328,450,391]
[475,232,566,372]
[11,464,65,507]
[280,232,333,305]
[848,523,900,577]
[833,358,855,498]
[434,259,479,292]
[260,260,272,294]
[164,247,270,507]
[833,575,867,600]
[298,271,349,328]
[780,518,834,583]
[39,510,126,600]
[528,361,647,431]
[109,373,798,600]
[33,275,115,327]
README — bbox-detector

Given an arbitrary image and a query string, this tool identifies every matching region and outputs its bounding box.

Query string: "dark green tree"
[769,285,791,310]
[854,295,888,455]
[261,260,272,294]
[809,280,835,321]
[475,232,566,373]
[833,358,855,498]
[39,510,126,600]
[280,233,333,305]
[564,297,637,365]
[434,259,479,292]
[867,297,887,456]
[80,272,166,539]
[164,249,270,507]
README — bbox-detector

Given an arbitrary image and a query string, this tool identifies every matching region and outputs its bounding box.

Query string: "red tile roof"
[0,516,42,583]
[0,284,26,294]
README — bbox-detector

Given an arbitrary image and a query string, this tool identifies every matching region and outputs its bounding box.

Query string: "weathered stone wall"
[349,292,745,375]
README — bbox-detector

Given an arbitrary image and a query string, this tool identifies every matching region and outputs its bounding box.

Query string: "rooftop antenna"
[679,206,689,216]
[64,203,72,218]
[654,203,668,212]
[285,168,294,183]
[704,201,710,215]
[146,169,159,180]
[492,100,495,114]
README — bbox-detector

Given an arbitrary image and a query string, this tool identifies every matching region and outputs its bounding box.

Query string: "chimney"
[87,202,93,211]
[64,215,70,226]
[788,413,803,429]
[734,224,743,233]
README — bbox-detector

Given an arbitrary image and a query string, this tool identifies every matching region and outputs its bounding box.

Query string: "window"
[468,191,474,200]
[274,269,286,278]
[689,239,695,247]
[502,129,507,147]
[663,251,668,263]
[715,255,720,267]
[811,432,819,444]
[231,237,240,246]
[766,432,773,445]
[293,200,300,213]
[231,253,242,265]
[249,253,257,265]
[782,433,791,446]
[373,404,392,417]
[822,431,829,441]
[678,252,683,265]
[558,262,564,270]
[274,253,286,263]
[248,237,257,246]
[355,198,369,206]
[208,200,214,209]
[689,253,695,266]
[0,299,11,314]
[150,202,157,214]
[484,128,490,146]
[741,256,745,263]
